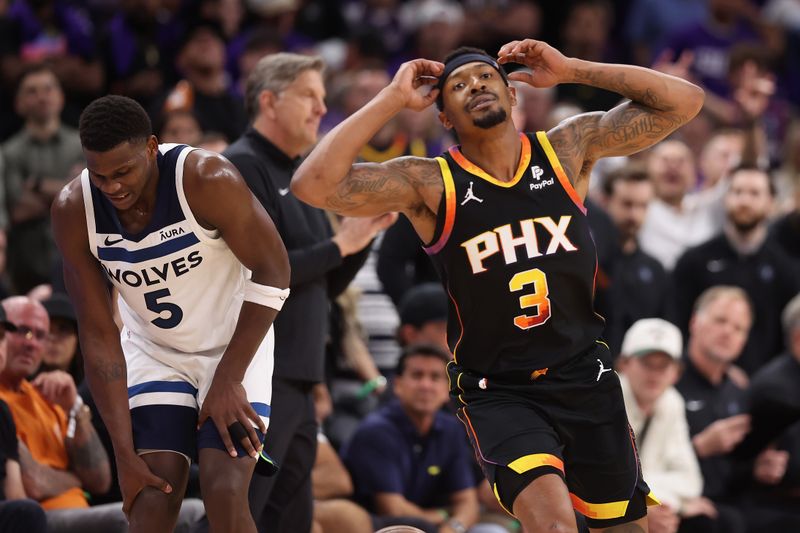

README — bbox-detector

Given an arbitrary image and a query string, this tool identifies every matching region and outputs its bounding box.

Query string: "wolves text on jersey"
[102,251,204,288]
[461,216,578,274]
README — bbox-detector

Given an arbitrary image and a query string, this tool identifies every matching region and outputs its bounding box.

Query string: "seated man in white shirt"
[617,318,704,533]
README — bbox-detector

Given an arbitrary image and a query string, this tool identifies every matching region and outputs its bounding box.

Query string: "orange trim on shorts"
[445,283,465,363]
[535,131,587,215]
[423,157,456,255]
[569,493,630,519]
[507,453,565,475]
[460,408,484,459]
[448,133,531,188]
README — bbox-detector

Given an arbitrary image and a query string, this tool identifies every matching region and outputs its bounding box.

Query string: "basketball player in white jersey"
[51,95,290,533]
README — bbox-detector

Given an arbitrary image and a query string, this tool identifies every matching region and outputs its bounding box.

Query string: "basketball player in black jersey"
[292,40,704,532]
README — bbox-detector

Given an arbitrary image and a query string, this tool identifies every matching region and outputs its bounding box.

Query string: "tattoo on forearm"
[572,69,662,111]
[93,361,125,382]
[324,157,442,215]
[68,424,108,472]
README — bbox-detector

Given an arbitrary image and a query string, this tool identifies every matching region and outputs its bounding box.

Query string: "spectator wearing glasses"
[0,303,48,533]
[0,296,129,532]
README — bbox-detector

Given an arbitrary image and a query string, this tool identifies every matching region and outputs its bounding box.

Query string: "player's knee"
[201,470,248,503]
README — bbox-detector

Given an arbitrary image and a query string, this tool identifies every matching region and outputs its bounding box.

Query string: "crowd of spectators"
[1,0,799,532]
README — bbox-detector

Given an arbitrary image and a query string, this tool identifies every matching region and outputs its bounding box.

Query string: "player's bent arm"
[51,181,139,464]
[184,151,290,379]
[18,440,82,501]
[547,60,704,197]
[292,84,435,218]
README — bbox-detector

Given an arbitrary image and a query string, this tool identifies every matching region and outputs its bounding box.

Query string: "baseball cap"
[398,283,448,327]
[0,306,16,332]
[620,318,683,360]
[42,293,77,324]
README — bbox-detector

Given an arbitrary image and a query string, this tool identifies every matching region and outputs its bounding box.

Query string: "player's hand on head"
[117,453,172,519]
[31,370,77,412]
[198,377,265,459]
[497,39,570,89]
[391,59,444,111]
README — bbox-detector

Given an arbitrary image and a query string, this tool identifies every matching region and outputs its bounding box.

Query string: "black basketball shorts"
[447,340,658,527]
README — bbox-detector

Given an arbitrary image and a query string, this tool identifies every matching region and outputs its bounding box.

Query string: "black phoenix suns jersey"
[425,132,605,376]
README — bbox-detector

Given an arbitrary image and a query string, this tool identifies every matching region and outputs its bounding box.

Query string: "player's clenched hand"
[497,39,571,89]
[198,377,265,459]
[117,452,172,519]
[389,59,444,111]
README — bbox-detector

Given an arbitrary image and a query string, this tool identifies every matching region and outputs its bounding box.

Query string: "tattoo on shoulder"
[324,157,441,213]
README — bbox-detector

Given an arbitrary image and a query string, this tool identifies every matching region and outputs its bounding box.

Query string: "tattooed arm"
[293,59,445,225]
[498,39,705,199]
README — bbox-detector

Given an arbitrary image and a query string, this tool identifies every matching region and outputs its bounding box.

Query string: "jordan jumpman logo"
[596,359,612,381]
[461,181,484,205]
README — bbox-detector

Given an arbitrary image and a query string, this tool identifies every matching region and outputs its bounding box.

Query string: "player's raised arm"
[183,150,290,457]
[498,39,705,198]
[291,59,444,218]
[51,180,173,516]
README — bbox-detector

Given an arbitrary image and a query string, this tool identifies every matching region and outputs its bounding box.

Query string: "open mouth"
[469,93,496,111]
[106,192,131,205]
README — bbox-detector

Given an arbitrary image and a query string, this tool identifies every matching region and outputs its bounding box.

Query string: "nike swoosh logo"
[278,188,290,196]
[104,236,124,246]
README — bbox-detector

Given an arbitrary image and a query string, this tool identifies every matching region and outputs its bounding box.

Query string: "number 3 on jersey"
[509,268,551,330]
[144,288,184,329]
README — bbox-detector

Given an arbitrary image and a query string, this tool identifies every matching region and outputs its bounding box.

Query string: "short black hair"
[395,343,451,376]
[602,163,650,197]
[436,46,495,111]
[15,63,59,96]
[79,95,152,152]
[728,163,776,196]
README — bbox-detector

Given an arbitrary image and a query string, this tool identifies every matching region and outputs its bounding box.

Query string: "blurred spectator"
[342,344,483,533]
[734,293,800,532]
[197,131,229,153]
[400,0,464,63]
[626,0,708,66]
[663,0,765,97]
[157,109,204,146]
[676,286,751,533]
[233,28,283,96]
[698,129,745,190]
[396,283,448,350]
[557,0,624,111]
[638,140,722,270]
[0,0,104,124]
[103,0,183,111]
[617,318,704,533]
[599,165,671,355]
[0,297,127,532]
[458,0,541,55]
[772,117,800,215]
[342,0,407,63]
[312,431,374,533]
[224,52,387,533]
[38,293,81,384]
[2,63,83,294]
[0,303,47,533]
[510,83,555,133]
[161,19,246,143]
[673,165,800,375]
[0,229,11,300]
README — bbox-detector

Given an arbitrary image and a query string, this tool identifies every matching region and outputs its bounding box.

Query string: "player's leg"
[554,342,653,533]
[447,362,579,533]
[129,451,191,533]
[509,472,579,532]
[198,447,257,533]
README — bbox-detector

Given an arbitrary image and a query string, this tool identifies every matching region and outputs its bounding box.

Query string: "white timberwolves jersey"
[81,144,247,353]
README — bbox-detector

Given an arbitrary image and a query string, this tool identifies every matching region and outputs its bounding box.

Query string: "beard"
[473,108,507,129]
[729,210,763,234]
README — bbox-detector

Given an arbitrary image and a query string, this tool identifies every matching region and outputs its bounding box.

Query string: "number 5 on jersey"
[509,268,551,330]
[144,288,184,329]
